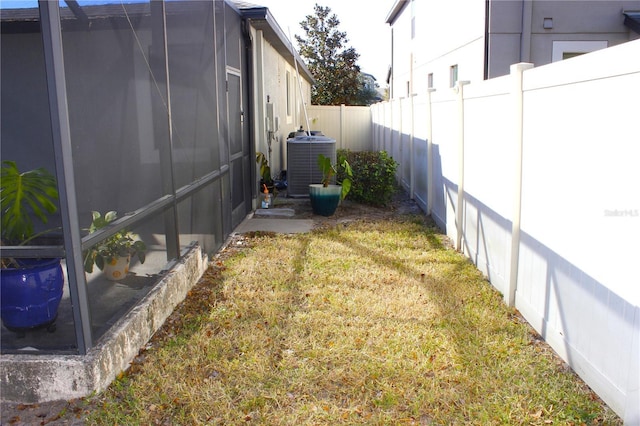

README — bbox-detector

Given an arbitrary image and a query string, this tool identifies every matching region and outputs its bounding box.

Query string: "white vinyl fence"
[371,40,640,423]
[306,104,373,152]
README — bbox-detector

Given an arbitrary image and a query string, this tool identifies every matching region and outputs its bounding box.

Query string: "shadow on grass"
[307,217,604,422]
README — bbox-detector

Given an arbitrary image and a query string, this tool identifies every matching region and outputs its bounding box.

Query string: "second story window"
[551,41,608,62]
[450,65,458,88]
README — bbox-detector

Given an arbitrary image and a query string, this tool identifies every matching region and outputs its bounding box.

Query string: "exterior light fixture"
[543,17,553,29]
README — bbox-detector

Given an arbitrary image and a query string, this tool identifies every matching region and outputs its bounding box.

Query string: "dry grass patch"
[87,217,620,425]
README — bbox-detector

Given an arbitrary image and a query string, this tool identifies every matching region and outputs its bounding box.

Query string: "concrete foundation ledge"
[0,243,209,404]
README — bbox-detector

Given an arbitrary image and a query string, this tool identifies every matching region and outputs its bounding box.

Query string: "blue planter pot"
[1,258,64,331]
[309,184,342,217]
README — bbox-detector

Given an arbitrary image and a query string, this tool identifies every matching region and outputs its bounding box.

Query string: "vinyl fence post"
[398,99,403,183]
[455,81,470,252]
[340,104,345,150]
[409,94,415,199]
[388,101,394,154]
[624,309,640,424]
[426,88,436,216]
[507,62,534,307]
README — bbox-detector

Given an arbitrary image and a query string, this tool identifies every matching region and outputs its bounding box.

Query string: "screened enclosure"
[1,0,252,355]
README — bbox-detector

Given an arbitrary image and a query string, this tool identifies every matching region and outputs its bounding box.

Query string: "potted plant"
[256,152,275,194]
[0,160,64,332]
[309,153,353,216]
[83,211,146,281]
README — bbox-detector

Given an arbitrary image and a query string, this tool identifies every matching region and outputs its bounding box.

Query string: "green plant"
[317,153,353,200]
[255,152,273,186]
[83,211,146,273]
[1,161,59,246]
[337,149,398,206]
[1,161,60,268]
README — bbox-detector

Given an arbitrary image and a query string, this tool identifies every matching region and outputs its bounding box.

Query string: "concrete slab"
[254,208,295,217]
[234,214,314,234]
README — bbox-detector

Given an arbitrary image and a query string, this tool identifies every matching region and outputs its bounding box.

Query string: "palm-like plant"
[1,160,59,245]
[256,152,274,192]
[1,161,60,269]
[317,154,353,200]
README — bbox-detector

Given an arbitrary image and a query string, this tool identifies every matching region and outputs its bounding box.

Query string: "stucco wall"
[250,26,313,181]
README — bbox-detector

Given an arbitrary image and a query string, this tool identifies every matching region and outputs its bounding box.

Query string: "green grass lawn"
[87,215,620,425]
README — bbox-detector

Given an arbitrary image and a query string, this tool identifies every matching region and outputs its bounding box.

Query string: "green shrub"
[337,149,398,206]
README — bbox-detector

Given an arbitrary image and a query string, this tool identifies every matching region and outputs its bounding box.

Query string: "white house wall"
[391,0,486,97]
[389,2,411,98]
[249,26,312,180]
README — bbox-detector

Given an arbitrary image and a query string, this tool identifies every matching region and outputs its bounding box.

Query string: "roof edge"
[385,0,408,25]
[623,10,640,35]
[241,6,314,83]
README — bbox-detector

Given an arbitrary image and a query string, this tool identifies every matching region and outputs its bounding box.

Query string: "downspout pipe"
[484,0,489,79]
[288,28,311,134]
[242,18,257,198]
[390,27,395,98]
[520,0,533,62]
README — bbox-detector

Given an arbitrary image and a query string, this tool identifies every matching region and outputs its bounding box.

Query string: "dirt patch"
[272,189,424,226]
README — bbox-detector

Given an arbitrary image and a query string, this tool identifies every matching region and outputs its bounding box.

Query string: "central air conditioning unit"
[286,135,336,197]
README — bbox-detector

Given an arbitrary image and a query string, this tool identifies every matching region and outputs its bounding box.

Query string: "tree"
[296,4,364,106]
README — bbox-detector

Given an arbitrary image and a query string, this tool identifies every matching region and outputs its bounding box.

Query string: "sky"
[256,0,393,85]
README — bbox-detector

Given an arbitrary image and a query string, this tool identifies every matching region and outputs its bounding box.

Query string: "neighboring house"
[386,0,640,97]
[361,72,377,91]
[360,72,384,103]
[0,0,311,403]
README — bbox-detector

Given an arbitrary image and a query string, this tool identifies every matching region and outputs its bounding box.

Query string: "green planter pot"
[309,184,342,216]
